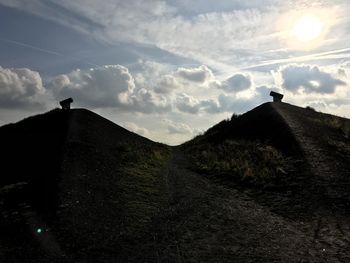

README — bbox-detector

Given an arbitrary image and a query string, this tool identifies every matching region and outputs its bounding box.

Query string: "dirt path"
[135,147,345,262]
[272,103,350,203]
[272,103,350,261]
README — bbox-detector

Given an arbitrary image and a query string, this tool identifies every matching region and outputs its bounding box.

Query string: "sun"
[292,14,323,42]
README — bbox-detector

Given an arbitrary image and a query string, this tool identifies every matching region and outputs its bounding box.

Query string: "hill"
[184,102,350,202]
[0,108,169,262]
[2,103,350,262]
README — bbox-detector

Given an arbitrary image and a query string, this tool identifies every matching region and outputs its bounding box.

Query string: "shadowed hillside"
[2,103,350,262]
[0,108,169,262]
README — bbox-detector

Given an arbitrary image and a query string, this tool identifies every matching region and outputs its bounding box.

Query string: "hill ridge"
[272,102,350,202]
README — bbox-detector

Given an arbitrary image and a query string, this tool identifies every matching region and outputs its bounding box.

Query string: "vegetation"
[324,116,350,139]
[116,143,170,229]
[184,139,292,187]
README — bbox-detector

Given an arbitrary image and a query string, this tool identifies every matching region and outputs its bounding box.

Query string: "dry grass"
[185,139,291,187]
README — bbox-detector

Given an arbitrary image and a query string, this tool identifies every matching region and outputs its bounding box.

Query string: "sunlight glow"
[278,8,335,50]
[293,15,323,42]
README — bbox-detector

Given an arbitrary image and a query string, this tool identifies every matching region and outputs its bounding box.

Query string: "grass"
[118,143,170,229]
[184,139,292,187]
[325,117,350,139]
[304,108,350,139]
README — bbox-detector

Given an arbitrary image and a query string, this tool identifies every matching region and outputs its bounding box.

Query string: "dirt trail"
[138,147,344,262]
[272,103,350,202]
[272,102,350,261]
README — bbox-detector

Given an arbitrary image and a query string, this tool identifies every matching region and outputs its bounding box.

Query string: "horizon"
[1,1,350,144]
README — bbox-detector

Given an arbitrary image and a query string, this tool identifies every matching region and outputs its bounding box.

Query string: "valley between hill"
[1,102,350,262]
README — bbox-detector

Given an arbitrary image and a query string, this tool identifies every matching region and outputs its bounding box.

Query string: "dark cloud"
[279,64,346,94]
[0,66,45,109]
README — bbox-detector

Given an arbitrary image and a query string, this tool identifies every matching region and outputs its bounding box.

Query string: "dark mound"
[184,101,350,216]
[0,108,153,214]
[3,102,350,262]
[188,102,302,155]
[0,108,166,262]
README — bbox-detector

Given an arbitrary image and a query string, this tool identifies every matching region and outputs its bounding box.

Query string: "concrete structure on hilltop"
[59,98,74,110]
[270,91,284,102]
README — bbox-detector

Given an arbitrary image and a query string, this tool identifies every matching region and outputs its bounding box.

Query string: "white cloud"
[126,87,172,113]
[0,66,45,108]
[177,65,214,83]
[134,60,181,94]
[0,1,285,73]
[277,64,346,94]
[50,65,135,107]
[154,75,180,94]
[163,119,194,135]
[49,64,172,113]
[200,99,221,114]
[175,93,201,114]
[123,122,149,136]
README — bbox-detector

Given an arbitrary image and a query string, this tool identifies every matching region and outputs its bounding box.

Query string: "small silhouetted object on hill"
[270,91,284,102]
[59,98,73,110]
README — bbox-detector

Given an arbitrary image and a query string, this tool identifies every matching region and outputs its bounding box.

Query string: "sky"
[1,0,350,145]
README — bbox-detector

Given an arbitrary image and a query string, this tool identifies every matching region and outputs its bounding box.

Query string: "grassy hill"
[183,102,350,208]
[2,103,350,262]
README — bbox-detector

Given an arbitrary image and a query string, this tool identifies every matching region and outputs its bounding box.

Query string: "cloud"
[125,87,172,113]
[219,73,252,92]
[49,65,172,113]
[163,119,194,135]
[134,60,181,94]
[199,99,221,114]
[177,65,214,83]
[123,122,149,136]
[175,93,201,113]
[50,65,134,107]
[218,94,250,113]
[0,66,45,109]
[278,64,346,94]
[154,75,180,94]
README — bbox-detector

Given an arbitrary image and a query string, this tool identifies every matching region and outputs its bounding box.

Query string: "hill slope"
[2,103,350,262]
[183,102,350,262]
[0,108,169,262]
[273,102,350,203]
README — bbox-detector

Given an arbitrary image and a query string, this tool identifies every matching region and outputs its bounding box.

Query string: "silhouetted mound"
[0,108,154,214]
[181,102,350,261]
[3,103,350,262]
[184,102,350,215]
[187,102,302,155]
[0,108,168,262]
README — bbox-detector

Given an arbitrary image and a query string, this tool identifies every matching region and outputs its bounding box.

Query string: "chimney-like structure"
[59,97,74,110]
[269,91,283,102]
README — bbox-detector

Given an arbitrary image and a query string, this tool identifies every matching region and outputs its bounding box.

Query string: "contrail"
[0,37,101,68]
[240,47,350,71]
